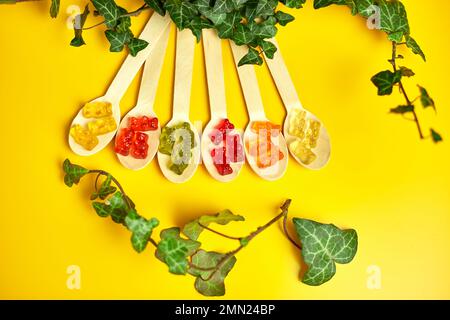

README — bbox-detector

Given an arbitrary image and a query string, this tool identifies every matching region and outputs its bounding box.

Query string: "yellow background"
[0,0,449,299]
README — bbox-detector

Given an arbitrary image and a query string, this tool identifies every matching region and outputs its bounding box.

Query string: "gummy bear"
[115,128,135,156]
[246,139,284,169]
[129,116,158,131]
[288,109,307,139]
[87,116,117,135]
[70,124,99,151]
[289,140,317,165]
[82,101,113,118]
[306,119,321,148]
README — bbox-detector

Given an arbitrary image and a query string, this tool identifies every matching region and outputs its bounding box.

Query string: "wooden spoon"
[115,24,170,170]
[201,29,244,182]
[157,28,200,183]
[264,38,331,170]
[230,41,288,181]
[68,13,171,156]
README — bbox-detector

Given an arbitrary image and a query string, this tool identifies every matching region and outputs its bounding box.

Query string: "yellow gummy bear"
[289,140,317,165]
[87,116,117,135]
[82,101,113,118]
[306,119,321,148]
[288,109,307,139]
[70,124,99,151]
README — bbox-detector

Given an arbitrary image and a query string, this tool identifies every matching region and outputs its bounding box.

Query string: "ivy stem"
[82,4,150,30]
[201,199,293,279]
[87,169,159,248]
[198,222,242,241]
[391,41,424,139]
[283,210,302,250]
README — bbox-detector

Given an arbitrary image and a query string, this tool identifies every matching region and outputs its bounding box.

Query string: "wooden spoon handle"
[264,38,303,111]
[105,13,171,103]
[229,41,266,121]
[172,28,196,118]
[136,24,171,110]
[202,29,227,119]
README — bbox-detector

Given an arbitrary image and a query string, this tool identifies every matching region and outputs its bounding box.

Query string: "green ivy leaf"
[125,209,159,253]
[378,0,409,40]
[50,0,60,18]
[405,35,426,61]
[293,218,358,286]
[144,0,166,16]
[399,66,415,77]
[156,227,201,275]
[128,38,149,57]
[275,10,295,26]
[91,174,117,200]
[92,0,120,29]
[105,29,132,52]
[371,70,402,96]
[63,159,89,187]
[238,47,263,66]
[282,0,307,9]
[390,105,413,114]
[165,0,198,29]
[108,191,129,224]
[92,202,111,217]
[183,210,245,240]
[70,5,90,47]
[216,11,240,39]
[418,85,435,112]
[188,250,237,296]
[430,129,443,143]
[259,39,277,59]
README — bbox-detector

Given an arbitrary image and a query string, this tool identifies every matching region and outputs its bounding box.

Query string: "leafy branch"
[63,159,358,296]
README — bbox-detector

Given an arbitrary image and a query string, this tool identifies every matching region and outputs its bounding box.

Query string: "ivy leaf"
[116,7,131,33]
[378,0,409,41]
[405,35,426,61]
[128,38,149,57]
[399,66,415,77]
[430,129,443,143]
[91,174,116,200]
[125,209,159,253]
[50,0,60,18]
[215,11,240,39]
[390,105,413,114]
[63,159,89,187]
[259,39,277,59]
[418,85,436,112]
[92,202,111,217]
[275,10,295,26]
[371,70,402,96]
[144,0,166,16]
[92,0,120,29]
[293,218,358,286]
[188,250,237,296]
[183,210,245,240]
[108,191,129,224]
[165,0,198,29]
[105,29,132,52]
[282,0,307,9]
[156,227,201,275]
[233,23,255,45]
[238,47,263,66]
[71,5,90,47]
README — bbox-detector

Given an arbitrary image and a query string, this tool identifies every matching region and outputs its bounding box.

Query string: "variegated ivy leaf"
[156,227,201,275]
[91,0,120,29]
[188,250,237,296]
[63,159,89,187]
[125,209,159,253]
[92,191,129,224]
[293,218,358,286]
[183,210,245,240]
[165,0,198,29]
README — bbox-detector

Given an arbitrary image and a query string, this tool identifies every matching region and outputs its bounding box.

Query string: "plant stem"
[87,169,159,248]
[82,5,150,30]
[283,210,302,250]
[198,222,242,241]
[202,199,293,280]
[391,42,424,139]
